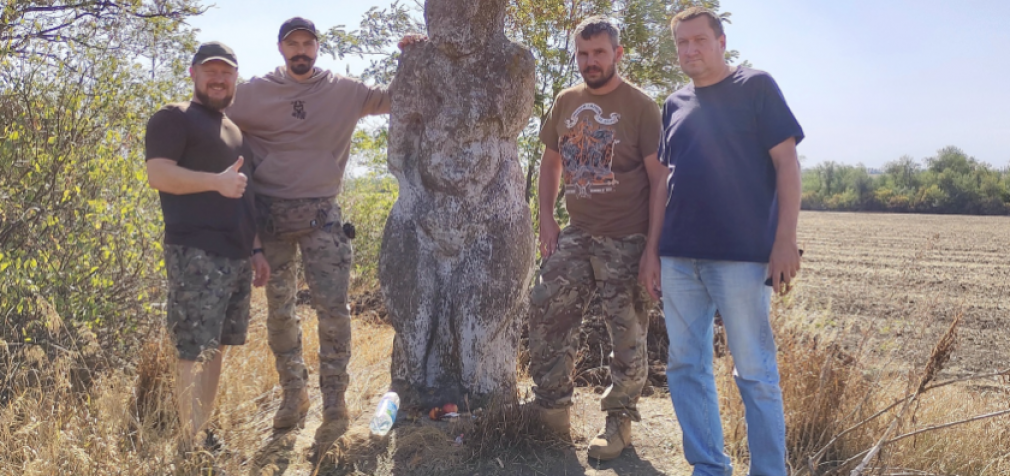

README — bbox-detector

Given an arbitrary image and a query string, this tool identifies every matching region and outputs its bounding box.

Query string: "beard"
[582,63,616,89]
[194,84,234,111]
[287,55,315,76]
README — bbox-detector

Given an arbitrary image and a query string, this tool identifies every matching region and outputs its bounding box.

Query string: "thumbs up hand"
[217,156,247,198]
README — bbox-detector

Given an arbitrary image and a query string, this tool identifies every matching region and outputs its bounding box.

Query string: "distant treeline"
[802,146,1010,215]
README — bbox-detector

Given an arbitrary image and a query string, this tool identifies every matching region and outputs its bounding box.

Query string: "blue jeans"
[660,257,786,476]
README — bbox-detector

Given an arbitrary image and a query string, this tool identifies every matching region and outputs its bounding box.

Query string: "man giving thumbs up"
[144,42,270,452]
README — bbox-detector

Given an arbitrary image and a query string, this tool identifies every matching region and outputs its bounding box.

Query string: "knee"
[529,282,553,312]
[666,344,710,374]
[311,289,349,316]
[318,312,351,340]
[268,310,299,326]
[732,356,780,386]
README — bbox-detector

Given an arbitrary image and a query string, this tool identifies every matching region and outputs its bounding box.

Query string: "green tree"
[1,0,204,396]
[325,0,736,235]
[883,155,920,192]
[801,147,1010,215]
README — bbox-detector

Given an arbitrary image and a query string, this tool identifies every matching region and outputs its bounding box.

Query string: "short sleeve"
[539,98,562,153]
[145,108,187,162]
[755,75,804,151]
[657,100,672,166]
[638,99,663,158]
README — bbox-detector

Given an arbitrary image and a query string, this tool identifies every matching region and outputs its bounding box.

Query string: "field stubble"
[796,211,1010,375]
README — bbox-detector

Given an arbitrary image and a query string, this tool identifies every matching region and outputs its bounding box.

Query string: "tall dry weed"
[3,284,1008,475]
[713,291,1009,476]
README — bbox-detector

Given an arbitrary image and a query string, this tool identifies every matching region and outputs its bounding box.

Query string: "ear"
[719,35,727,52]
[614,45,625,63]
[189,66,195,79]
[277,42,284,57]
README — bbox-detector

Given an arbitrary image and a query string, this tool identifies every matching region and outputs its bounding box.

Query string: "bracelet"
[252,248,264,256]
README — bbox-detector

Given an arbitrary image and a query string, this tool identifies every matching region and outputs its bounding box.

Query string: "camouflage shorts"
[164,245,252,361]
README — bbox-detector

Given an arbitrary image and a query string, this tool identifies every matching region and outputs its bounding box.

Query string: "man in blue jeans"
[638,7,804,476]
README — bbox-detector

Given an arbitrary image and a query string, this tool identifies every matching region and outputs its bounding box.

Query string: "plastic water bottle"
[369,391,400,436]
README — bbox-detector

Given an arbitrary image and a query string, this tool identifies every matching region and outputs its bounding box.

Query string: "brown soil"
[795,211,1010,376]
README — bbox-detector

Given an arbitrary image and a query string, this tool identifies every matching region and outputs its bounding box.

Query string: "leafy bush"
[0,1,201,398]
[802,147,1010,215]
[340,175,399,290]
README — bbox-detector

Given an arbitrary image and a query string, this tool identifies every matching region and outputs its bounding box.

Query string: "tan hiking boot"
[273,387,310,429]
[313,388,349,455]
[537,405,571,438]
[587,412,632,461]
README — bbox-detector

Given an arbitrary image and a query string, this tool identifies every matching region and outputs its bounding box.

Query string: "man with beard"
[225,17,420,451]
[529,16,666,461]
[640,7,804,475]
[145,41,270,450]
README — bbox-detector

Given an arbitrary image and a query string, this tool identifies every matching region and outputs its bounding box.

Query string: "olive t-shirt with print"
[540,81,662,238]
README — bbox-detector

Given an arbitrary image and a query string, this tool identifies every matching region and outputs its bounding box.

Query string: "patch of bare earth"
[241,289,693,476]
[795,211,1010,376]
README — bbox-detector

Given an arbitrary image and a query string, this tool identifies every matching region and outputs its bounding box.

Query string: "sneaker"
[587,412,631,461]
[273,387,310,429]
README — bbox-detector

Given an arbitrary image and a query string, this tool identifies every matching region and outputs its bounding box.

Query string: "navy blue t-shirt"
[657,66,804,263]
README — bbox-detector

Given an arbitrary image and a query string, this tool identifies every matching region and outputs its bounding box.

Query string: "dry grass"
[6,287,1005,476]
[4,211,1010,475]
[0,289,400,475]
[714,286,1010,475]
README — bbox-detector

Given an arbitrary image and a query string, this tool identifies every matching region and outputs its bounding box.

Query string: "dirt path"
[248,388,693,476]
[234,292,697,476]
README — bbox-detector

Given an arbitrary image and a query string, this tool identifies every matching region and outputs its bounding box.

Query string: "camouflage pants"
[529,227,650,421]
[259,196,353,395]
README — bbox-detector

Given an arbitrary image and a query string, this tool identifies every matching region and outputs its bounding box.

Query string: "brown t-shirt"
[145,101,256,260]
[540,81,662,238]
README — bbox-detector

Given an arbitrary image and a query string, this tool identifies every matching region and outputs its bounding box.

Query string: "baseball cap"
[191,41,238,67]
[278,17,318,42]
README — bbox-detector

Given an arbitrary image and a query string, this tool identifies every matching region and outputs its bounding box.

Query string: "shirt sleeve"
[224,82,253,129]
[755,74,804,151]
[638,99,663,158]
[539,96,561,153]
[145,108,186,162]
[657,100,671,166]
[359,82,391,117]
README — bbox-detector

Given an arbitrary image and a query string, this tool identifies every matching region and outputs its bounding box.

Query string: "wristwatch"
[252,248,264,256]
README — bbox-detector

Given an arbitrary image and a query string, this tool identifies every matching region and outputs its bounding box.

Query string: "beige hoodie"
[226,67,390,199]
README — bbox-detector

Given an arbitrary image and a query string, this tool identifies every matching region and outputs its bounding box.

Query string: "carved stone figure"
[378,0,536,405]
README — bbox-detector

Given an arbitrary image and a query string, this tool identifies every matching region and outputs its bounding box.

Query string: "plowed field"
[796,211,1010,375]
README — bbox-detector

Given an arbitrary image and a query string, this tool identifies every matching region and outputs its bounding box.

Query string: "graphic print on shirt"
[559,103,620,199]
[291,100,306,120]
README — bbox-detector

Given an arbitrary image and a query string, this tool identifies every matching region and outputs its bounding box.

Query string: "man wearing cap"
[225,17,420,448]
[145,42,270,449]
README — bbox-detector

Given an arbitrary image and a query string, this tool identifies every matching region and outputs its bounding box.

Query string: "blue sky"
[190,0,1010,168]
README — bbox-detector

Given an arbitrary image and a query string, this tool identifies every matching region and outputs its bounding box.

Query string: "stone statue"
[378,0,536,406]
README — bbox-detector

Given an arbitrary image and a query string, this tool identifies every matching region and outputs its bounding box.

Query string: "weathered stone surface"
[378,0,536,405]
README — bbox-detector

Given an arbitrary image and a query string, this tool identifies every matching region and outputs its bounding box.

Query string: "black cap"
[278,17,318,42]
[192,41,238,67]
